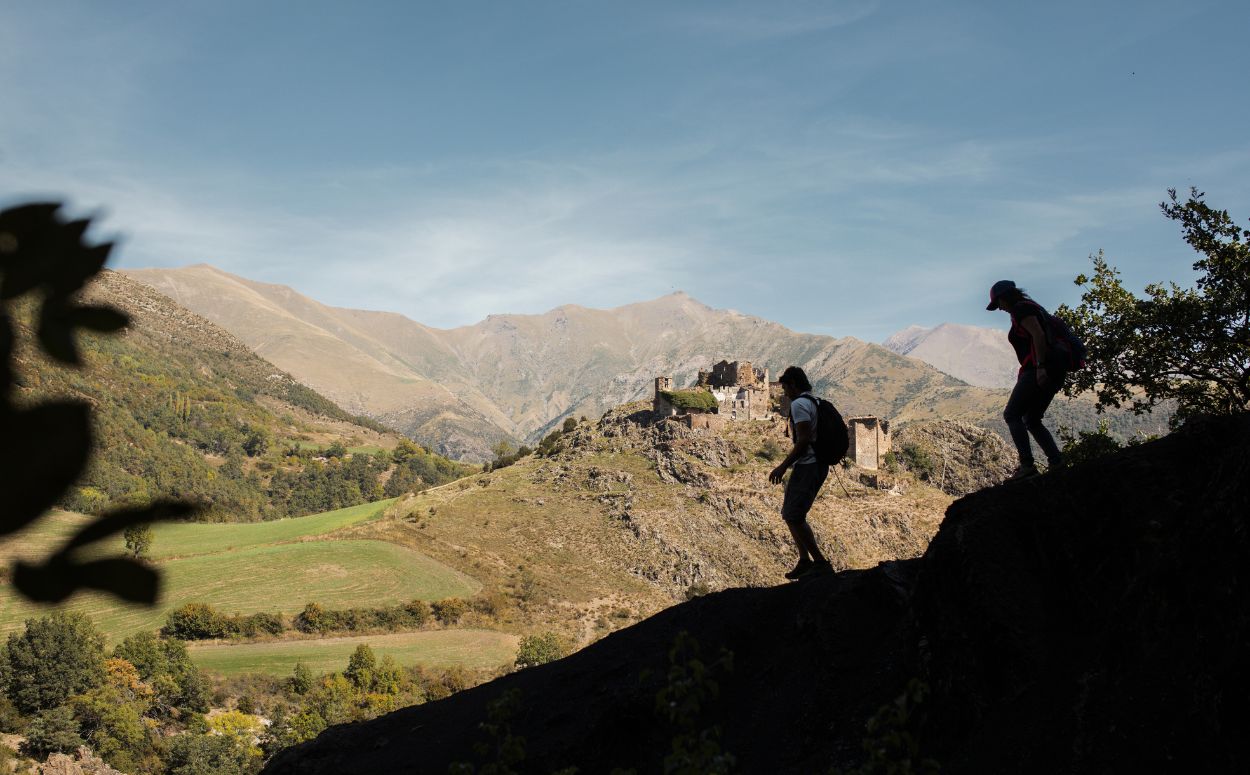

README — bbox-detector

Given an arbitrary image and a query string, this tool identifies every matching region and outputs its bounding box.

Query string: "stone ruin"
[653,360,773,424]
[846,415,891,470]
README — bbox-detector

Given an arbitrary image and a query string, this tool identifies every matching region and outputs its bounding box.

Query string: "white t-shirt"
[789,393,818,466]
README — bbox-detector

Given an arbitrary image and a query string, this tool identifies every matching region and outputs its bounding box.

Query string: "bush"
[898,443,936,479]
[163,603,234,640]
[235,612,284,638]
[5,612,106,714]
[756,439,785,462]
[431,598,469,625]
[20,705,83,761]
[515,632,565,669]
[660,389,718,412]
[1060,421,1124,467]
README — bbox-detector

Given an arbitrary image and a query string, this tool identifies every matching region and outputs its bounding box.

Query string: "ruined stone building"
[846,416,891,470]
[653,360,773,423]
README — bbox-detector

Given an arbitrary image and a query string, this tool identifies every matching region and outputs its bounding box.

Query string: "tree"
[344,644,376,690]
[123,523,154,559]
[19,705,83,760]
[113,632,210,713]
[291,662,314,695]
[515,632,565,669]
[167,731,254,775]
[1060,189,1250,424]
[4,612,106,714]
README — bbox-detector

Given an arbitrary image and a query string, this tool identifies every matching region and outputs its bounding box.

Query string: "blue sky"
[3,1,1248,341]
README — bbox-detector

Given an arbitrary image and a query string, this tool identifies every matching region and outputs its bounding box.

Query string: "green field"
[188,629,519,676]
[0,499,480,642]
[0,499,396,562]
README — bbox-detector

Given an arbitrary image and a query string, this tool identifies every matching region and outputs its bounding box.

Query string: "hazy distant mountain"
[126,266,1161,461]
[883,323,1019,388]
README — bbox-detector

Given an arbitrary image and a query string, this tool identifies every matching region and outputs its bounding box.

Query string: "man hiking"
[986,279,1067,480]
[769,366,833,580]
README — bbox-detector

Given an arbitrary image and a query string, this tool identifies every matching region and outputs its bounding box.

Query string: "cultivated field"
[0,500,481,642]
[188,629,519,676]
[0,499,395,562]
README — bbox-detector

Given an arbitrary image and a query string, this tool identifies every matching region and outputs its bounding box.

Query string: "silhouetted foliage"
[1060,189,1250,424]
[0,202,199,603]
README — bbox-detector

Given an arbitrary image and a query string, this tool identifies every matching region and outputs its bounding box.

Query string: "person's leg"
[781,465,828,572]
[786,520,826,563]
[1003,373,1036,467]
[1024,373,1065,467]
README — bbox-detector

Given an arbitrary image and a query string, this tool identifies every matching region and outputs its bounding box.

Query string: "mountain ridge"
[125,265,1167,461]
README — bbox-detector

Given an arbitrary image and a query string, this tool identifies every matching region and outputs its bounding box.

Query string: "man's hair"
[778,366,812,392]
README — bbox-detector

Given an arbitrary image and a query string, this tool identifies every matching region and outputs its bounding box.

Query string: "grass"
[0,540,480,641]
[0,499,480,642]
[188,629,519,677]
[0,499,396,562]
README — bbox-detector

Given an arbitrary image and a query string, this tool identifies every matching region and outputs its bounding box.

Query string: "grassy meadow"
[0,499,480,642]
[188,629,518,676]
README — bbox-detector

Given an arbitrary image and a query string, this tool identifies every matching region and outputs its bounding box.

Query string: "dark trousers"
[1004,367,1065,467]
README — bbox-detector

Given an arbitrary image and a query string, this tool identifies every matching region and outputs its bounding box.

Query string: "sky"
[2,1,1248,342]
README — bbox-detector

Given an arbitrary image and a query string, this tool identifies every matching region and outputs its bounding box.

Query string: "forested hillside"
[12,270,474,520]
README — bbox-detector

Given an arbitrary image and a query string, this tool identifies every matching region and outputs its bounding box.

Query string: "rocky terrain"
[265,413,1250,774]
[891,419,1017,495]
[351,402,953,646]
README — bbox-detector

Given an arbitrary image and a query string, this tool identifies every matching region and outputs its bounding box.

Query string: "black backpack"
[797,395,850,467]
[1046,311,1088,371]
[1016,299,1088,372]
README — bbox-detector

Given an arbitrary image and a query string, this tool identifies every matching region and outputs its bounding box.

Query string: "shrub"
[515,632,565,669]
[235,612,284,638]
[898,443,936,479]
[660,389,718,412]
[163,603,233,640]
[403,600,431,626]
[294,603,329,634]
[431,598,469,625]
[5,612,106,714]
[1059,421,1124,467]
[20,705,83,761]
[756,439,785,462]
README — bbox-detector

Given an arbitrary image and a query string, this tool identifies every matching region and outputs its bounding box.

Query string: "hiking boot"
[1006,463,1040,481]
[798,560,833,579]
[784,559,813,580]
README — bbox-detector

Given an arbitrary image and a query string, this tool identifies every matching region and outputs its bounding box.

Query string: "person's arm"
[770,420,813,484]
[1021,315,1050,384]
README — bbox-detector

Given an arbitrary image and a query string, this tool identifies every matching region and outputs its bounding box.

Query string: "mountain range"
[882,322,1019,388]
[125,266,1167,461]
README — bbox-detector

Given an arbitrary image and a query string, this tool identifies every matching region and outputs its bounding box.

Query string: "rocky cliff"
[264,414,1249,773]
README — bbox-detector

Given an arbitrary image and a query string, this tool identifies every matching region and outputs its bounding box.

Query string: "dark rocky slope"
[265,415,1250,774]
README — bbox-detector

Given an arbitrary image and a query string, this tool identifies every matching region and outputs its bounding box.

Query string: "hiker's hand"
[769,464,788,484]
[1036,367,1048,386]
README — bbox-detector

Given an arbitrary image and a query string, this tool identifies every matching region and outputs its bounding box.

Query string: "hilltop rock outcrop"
[265,414,1250,774]
[893,419,1016,495]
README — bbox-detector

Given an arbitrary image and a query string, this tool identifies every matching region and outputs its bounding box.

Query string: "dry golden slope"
[351,403,952,644]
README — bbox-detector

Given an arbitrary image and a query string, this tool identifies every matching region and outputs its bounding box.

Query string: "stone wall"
[847,416,891,470]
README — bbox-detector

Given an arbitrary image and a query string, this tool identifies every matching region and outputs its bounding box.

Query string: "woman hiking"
[986,280,1066,480]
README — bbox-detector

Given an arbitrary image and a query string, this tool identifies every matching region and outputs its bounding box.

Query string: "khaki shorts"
[781,463,828,524]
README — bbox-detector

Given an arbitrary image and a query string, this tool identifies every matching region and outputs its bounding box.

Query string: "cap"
[986,279,1017,311]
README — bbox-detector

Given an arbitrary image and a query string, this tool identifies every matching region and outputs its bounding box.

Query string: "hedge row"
[161,598,472,640]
